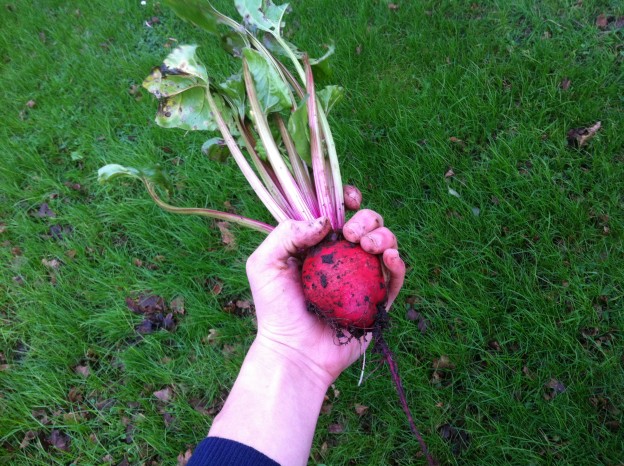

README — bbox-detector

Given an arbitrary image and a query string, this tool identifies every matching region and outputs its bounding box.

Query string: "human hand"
[246,207,406,388]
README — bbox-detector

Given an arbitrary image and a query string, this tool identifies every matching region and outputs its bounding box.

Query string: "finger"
[248,217,331,270]
[382,248,405,310]
[343,185,362,211]
[343,209,383,243]
[360,227,398,255]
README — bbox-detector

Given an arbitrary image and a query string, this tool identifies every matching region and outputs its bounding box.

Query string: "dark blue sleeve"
[187,437,280,466]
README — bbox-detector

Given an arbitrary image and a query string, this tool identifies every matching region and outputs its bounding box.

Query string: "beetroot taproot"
[301,236,387,331]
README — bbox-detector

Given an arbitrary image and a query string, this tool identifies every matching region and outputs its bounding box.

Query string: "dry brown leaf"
[560,78,571,91]
[154,387,173,403]
[596,14,608,29]
[567,121,601,147]
[20,431,37,449]
[328,423,345,433]
[171,296,185,315]
[217,221,236,249]
[74,365,90,378]
[177,448,193,466]
[388,3,399,10]
[354,404,369,416]
[433,355,455,370]
[444,168,455,178]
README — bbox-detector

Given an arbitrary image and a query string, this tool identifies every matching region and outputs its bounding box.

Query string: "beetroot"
[302,236,386,332]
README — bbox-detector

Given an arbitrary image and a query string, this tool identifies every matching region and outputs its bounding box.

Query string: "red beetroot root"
[301,235,387,331]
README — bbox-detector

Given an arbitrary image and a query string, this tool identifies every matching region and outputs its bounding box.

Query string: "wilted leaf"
[26,99,36,108]
[388,3,400,10]
[202,328,220,344]
[567,121,601,148]
[596,14,608,29]
[136,319,154,334]
[154,387,173,403]
[49,224,73,241]
[444,168,455,178]
[67,387,83,403]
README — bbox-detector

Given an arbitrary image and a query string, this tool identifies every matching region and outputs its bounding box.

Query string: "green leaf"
[309,44,335,80]
[162,45,208,82]
[317,85,344,115]
[287,97,310,164]
[243,48,291,114]
[98,164,173,194]
[235,0,289,36]
[155,86,217,131]
[164,0,220,35]
[218,74,246,118]
[201,137,229,162]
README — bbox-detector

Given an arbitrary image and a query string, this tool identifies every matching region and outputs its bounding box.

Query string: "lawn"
[1,0,623,464]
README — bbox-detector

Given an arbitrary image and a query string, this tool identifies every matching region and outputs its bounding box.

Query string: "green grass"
[1,0,623,464]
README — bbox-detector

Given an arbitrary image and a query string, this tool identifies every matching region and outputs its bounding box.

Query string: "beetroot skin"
[301,237,387,330]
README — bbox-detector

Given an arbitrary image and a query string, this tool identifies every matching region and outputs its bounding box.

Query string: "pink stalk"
[275,115,319,217]
[143,181,274,234]
[236,119,300,220]
[304,55,336,229]
[242,59,315,222]
[204,89,288,224]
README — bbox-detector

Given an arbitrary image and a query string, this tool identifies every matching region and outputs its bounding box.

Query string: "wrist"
[253,334,334,390]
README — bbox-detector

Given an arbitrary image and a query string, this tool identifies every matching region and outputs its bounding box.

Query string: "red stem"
[374,333,437,466]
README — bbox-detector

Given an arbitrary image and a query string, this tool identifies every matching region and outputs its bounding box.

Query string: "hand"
[246,208,406,387]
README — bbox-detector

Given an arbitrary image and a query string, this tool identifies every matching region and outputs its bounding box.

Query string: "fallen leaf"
[26,99,36,108]
[0,223,6,234]
[34,203,56,218]
[448,187,461,198]
[433,355,455,370]
[567,121,601,148]
[46,430,71,451]
[154,387,173,403]
[74,365,90,378]
[321,400,333,414]
[444,168,455,178]
[596,14,608,29]
[67,387,83,403]
[102,454,113,463]
[96,398,116,411]
[19,431,37,449]
[328,423,345,433]
[544,378,566,400]
[136,319,154,334]
[356,44,363,55]
[171,296,185,315]
[438,423,470,456]
[354,404,369,416]
[388,3,399,10]
[49,224,73,240]
[42,258,61,270]
[202,328,219,344]
[177,448,193,466]
[163,412,175,427]
[235,299,252,309]
[217,221,236,249]
[560,78,571,90]
[449,136,466,148]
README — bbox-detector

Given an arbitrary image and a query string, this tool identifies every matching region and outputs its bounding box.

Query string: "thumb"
[249,217,331,269]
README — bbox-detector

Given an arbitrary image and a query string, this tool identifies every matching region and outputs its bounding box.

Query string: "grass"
[1,0,623,464]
